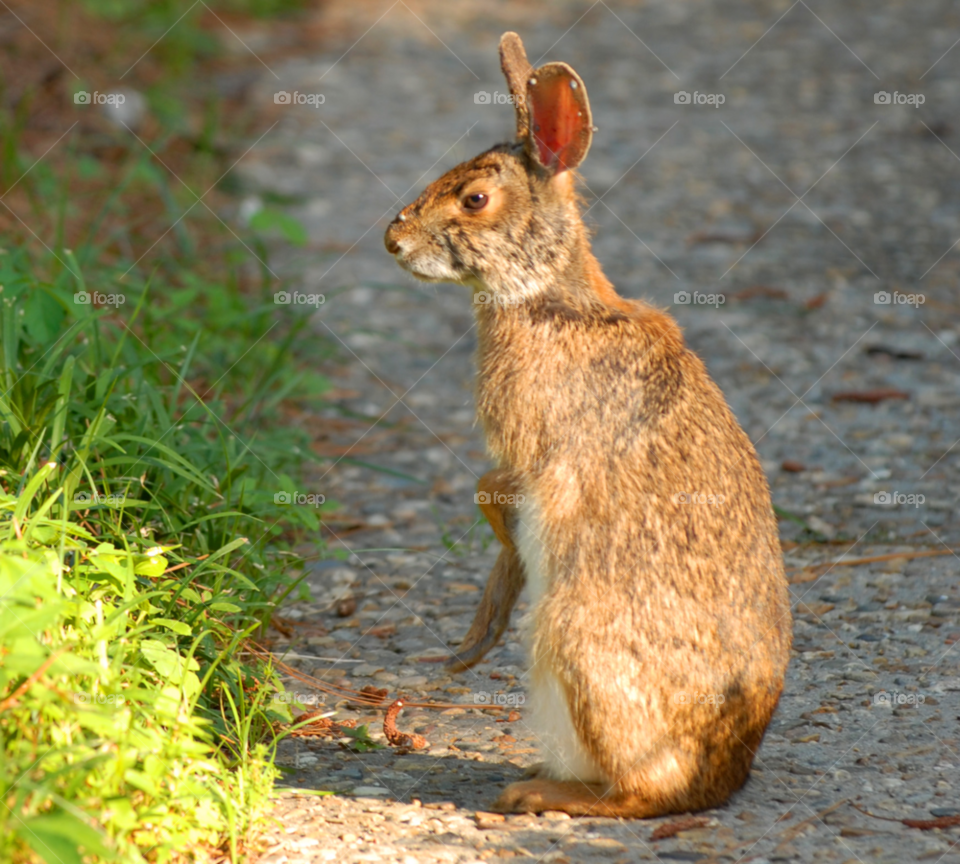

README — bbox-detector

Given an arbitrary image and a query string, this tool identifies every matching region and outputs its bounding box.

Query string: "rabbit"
[384,31,792,818]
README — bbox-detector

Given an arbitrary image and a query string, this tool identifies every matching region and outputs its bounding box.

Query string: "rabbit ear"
[525,62,593,173]
[499,32,533,141]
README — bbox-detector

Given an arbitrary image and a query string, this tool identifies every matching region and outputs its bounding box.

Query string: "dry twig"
[851,801,960,830]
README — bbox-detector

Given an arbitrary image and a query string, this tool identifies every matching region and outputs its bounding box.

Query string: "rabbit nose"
[385,213,408,255]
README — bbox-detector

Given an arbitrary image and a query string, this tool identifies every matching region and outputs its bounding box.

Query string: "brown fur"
[384,32,791,818]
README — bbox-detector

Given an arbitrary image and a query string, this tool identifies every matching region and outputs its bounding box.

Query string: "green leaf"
[23,286,66,344]
[50,354,75,458]
[151,617,192,635]
[207,602,241,613]
[340,723,384,752]
[123,767,160,797]
[273,786,335,796]
[140,638,199,684]
[135,551,168,577]
[13,462,59,523]
[19,811,113,864]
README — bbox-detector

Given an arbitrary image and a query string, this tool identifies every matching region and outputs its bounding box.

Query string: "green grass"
[0,215,324,864]
[1,481,280,863]
[0,0,338,860]
[0,199,325,863]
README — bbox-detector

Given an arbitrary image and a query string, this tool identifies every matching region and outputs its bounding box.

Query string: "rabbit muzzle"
[384,209,466,283]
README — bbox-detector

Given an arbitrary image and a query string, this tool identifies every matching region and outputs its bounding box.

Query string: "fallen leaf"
[359,685,388,703]
[651,816,710,840]
[732,284,789,301]
[384,699,428,750]
[271,617,295,637]
[795,602,835,616]
[286,712,357,739]
[831,389,910,404]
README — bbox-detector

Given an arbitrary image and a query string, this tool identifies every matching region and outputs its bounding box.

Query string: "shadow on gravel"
[281,747,527,809]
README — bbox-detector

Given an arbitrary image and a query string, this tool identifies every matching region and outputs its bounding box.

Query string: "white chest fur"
[515,499,549,608]
[513,498,605,785]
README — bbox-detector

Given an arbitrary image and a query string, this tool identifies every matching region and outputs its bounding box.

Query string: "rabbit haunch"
[384,31,791,818]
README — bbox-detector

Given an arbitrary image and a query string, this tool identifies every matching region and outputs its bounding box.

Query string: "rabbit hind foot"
[491,779,671,818]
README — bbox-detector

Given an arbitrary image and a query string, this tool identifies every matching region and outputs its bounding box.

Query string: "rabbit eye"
[463,192,488,211]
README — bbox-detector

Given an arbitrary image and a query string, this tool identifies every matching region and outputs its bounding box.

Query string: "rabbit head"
[384,33,598,305]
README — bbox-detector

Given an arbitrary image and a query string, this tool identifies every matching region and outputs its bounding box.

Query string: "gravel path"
[238,2,960,861]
